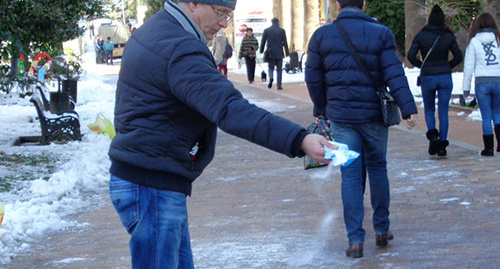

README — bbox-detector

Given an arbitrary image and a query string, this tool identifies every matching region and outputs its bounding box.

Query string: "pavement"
[4,68,499,268]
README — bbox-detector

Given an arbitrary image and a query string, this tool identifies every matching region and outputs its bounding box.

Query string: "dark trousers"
[268,58,283,87]
[245,56,256,82]
[105,50,113,65]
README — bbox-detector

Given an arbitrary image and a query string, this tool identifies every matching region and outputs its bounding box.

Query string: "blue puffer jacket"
[305,9,417,123]
[109,8,307,196]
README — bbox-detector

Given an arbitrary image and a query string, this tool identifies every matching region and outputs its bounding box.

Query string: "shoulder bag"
[416,34,441,86]
[334,20,401,127]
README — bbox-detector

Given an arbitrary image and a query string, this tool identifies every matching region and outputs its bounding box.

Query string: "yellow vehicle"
[97,24,130,58]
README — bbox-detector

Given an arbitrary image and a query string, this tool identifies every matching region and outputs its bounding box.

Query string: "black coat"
[407,25,463,76]
[260,24,289,59]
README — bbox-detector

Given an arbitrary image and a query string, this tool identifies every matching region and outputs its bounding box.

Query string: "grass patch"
[0,151,58,192]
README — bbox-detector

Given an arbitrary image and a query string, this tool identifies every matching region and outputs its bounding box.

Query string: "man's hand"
[300,134,337,164]
[406,114,418,130]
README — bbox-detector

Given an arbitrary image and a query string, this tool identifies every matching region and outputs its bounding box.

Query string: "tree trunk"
[329,0,339,21]
[405,0,426,67]
[482,0,500,22]
[304,0,320,51]
[291,0,305,51]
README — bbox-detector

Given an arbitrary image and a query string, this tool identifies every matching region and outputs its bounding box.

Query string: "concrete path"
[4,70,499,269]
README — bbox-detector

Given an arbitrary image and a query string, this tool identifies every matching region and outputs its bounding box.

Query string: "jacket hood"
[475,30,497,44]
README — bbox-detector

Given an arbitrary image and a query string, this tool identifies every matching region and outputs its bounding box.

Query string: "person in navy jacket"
[108,1,335,268]
[306,0,418,259]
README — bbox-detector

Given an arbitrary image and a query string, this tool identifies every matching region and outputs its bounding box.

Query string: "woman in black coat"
[407,5,463,157]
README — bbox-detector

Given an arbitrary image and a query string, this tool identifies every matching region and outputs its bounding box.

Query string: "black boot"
[426,129,440,155]
[495,125,500,152]
[480,135,494,156]
[437,140,449,157]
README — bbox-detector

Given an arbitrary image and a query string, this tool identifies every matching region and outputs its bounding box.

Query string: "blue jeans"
[475,83,500,135]
[110,175,194,269]
[421,74,453,140]
[331,121,390,243]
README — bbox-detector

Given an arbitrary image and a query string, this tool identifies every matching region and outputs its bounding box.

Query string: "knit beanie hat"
[178,0,237,9]
[428,5,445,27]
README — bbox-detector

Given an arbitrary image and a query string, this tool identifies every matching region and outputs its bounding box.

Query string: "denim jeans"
[475,82,500,135]
[421,74,453,140]
[110,175,194,269]
[331,121,390,243]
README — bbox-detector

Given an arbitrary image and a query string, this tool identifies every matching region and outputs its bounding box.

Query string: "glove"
[463,91,470,97]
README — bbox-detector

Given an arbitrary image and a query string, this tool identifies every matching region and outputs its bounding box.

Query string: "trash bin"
[49,92,70,113]
[62,79,77,109]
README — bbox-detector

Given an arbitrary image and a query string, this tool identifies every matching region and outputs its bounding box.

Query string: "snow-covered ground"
[0,41,482,264]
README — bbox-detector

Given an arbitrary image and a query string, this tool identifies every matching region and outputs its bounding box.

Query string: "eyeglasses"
[210,5,232,21]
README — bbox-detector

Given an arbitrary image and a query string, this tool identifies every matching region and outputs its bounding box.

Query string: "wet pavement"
[4,70,499,269]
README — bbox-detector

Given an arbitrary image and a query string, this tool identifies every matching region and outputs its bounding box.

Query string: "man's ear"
[362,1,366,11]
[337,1,341,12]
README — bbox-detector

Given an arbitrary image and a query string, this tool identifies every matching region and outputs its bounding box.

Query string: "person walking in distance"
[108,1,336,268]
[407,5,463,157]
[462,12,500,156]
[305,0,418,258]
[212,29,228,77]
[260,17,289,90]
[238,27,259,83]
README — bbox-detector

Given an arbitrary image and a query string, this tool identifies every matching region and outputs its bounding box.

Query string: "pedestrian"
[211,29,228,77]
[407,5,463,157]
[260,17,289,90]
[305,0,418,258]
[238,27,259,83]
[462,12,500,156]
[96,35,105,64]
[108,1,336,268]
[103,37,114,65]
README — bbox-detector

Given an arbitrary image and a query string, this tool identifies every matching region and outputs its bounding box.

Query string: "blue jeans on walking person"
[110,175,194,269]
[331,121,390,244]
[421,74,453,140]
[475,82,500,135]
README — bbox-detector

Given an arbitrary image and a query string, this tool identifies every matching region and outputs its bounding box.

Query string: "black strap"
[421,34,441,69]
[334,20,379,92]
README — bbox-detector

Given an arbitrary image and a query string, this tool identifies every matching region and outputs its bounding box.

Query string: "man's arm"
[260,31,267,54]
[282,29,289,57]
[304,32,327,118]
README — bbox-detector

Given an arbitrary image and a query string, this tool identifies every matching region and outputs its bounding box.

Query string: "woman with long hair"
[462,12,500,156]
[407,5,463,157]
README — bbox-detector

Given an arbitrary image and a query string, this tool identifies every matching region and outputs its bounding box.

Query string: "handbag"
[417,34,441,86]
[334,20,401,127]
[303,117,334,170]
[223,37,233,59]
[263,48,270,62]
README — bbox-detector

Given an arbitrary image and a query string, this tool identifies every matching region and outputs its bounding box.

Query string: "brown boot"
[376,231,394,247]
[345,243,363,258]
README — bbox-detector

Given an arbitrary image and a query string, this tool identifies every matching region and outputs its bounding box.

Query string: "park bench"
[29,86,82,145]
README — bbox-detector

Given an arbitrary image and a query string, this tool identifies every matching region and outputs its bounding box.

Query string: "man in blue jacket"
[108,1,335,268]
[305,0,418,259]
